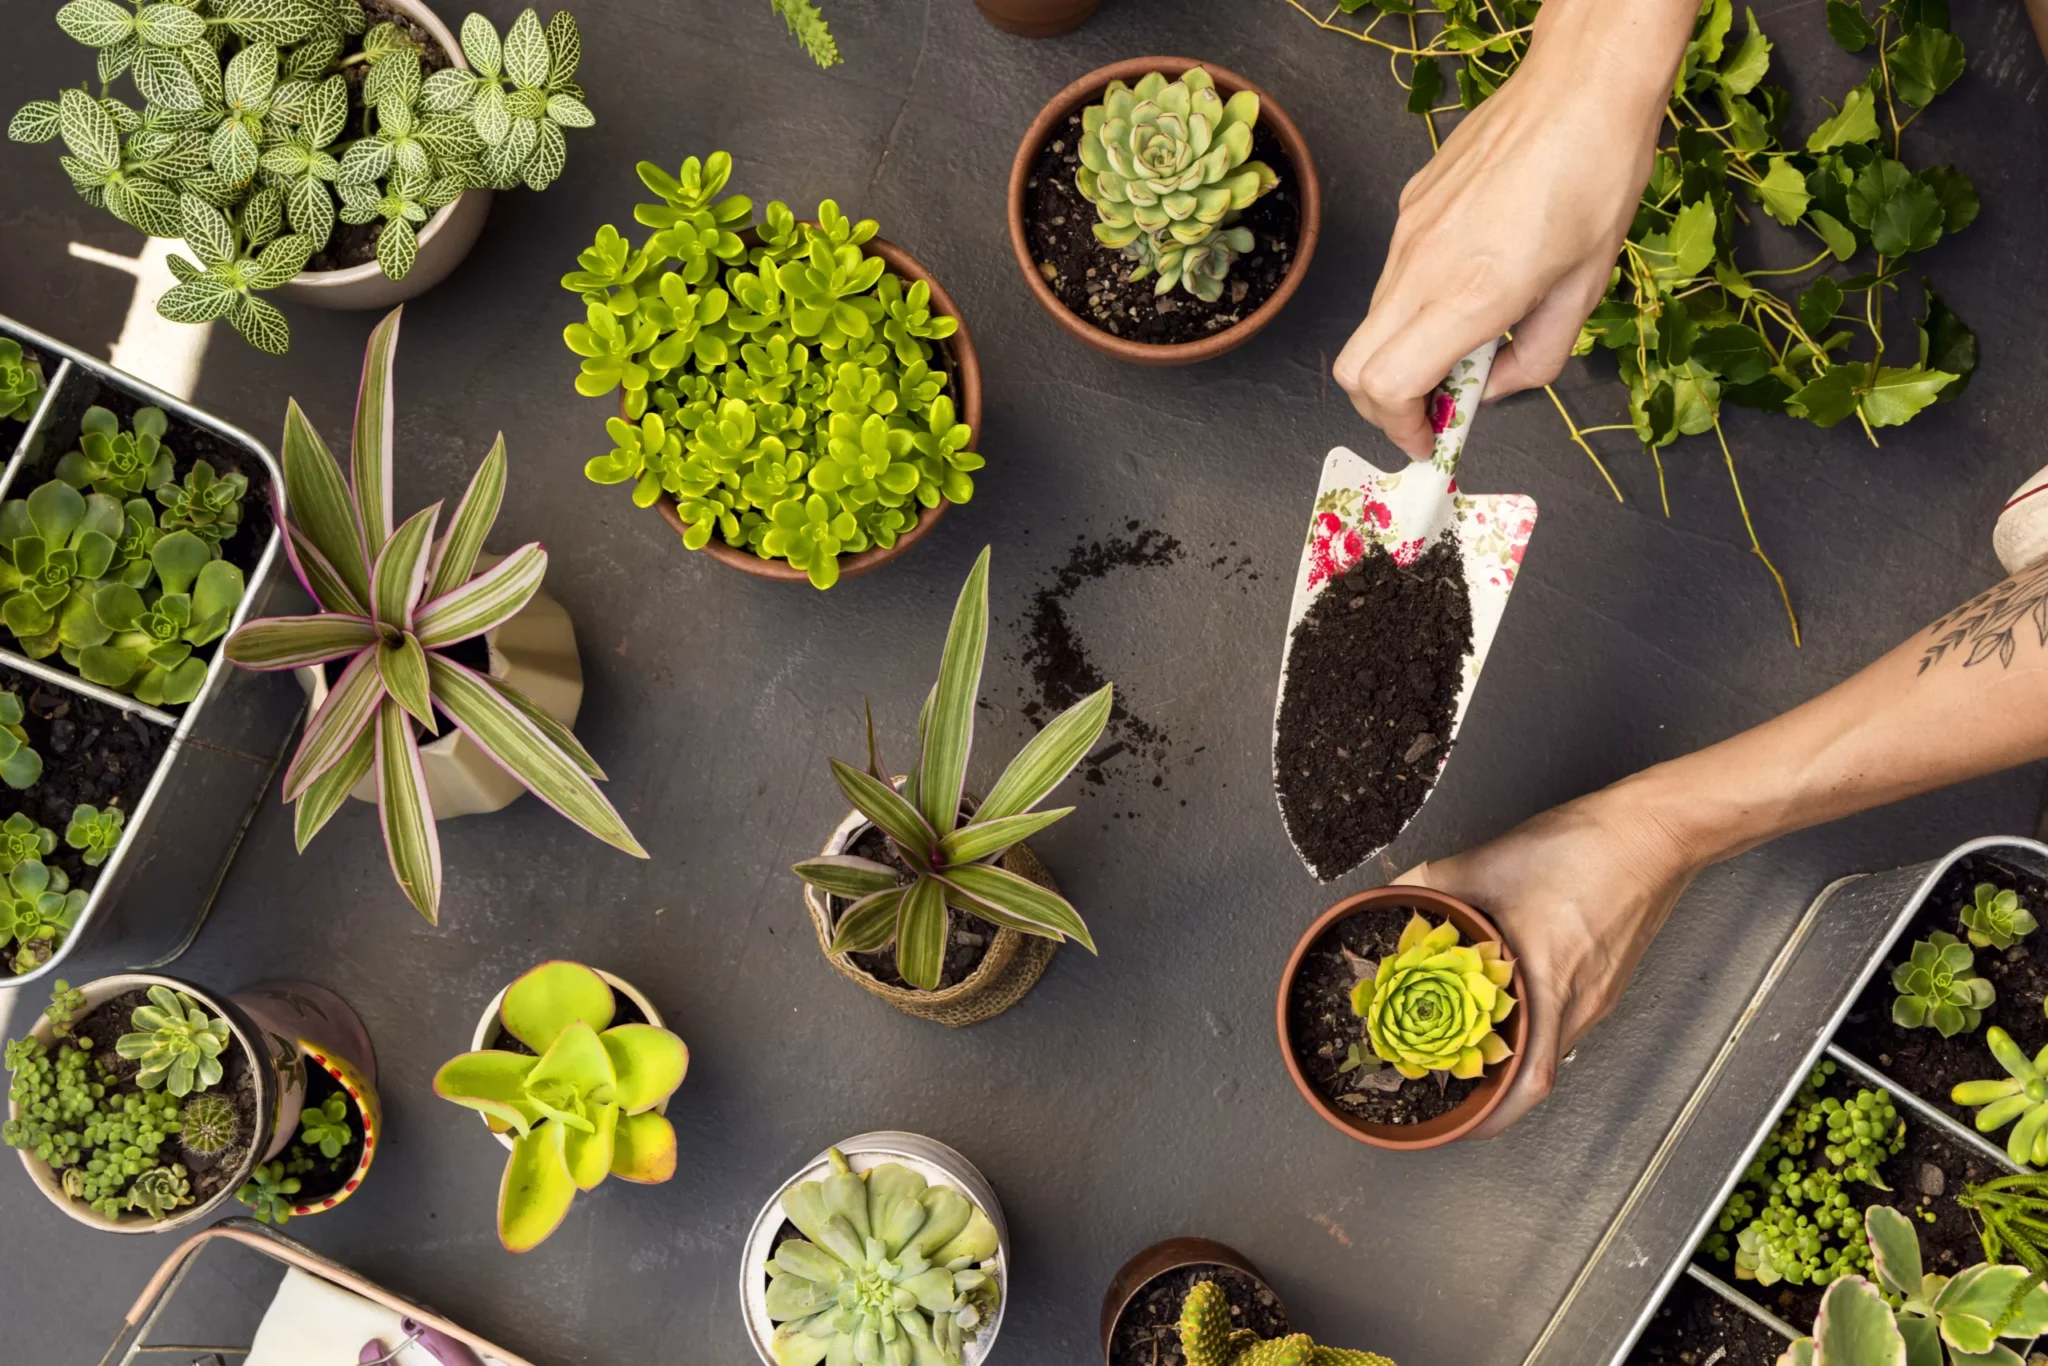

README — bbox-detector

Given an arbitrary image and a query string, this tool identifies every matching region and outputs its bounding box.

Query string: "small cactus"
[179,1093,239,1156]
[1178,1282,1395,1366]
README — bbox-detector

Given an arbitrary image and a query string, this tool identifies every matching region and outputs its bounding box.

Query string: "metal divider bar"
[1825,1043,2028,1175]
[1683,1262,1801,1341]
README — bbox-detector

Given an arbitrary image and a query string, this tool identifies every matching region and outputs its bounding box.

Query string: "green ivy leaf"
[1806,82,1879,151]
[1889,26,1965,107]
[1788,364,1866,426]
[1847,159,1943,257]
[1797,277,1843,336]
[1720,9,1771,93]
[1859,366,1956,426]
[1808,209,1858,261]
[1692,324,1771,385]
[1825,0,1876,51]
[1918,286,1976,401]
[1754,157,1809,225]
[1407,56,1443,114]
[1921,164,1978,233]
[1650,199,1718,289]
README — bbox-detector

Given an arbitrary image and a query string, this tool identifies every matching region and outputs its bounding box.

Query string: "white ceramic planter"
[467,967,665,1153]
[739,1132,1011,1366]
[268,0,492,311]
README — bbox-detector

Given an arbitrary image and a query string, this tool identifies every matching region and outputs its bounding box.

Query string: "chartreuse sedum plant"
[224,308,644,922]
[562,152,983,588]
[65,804,125,868]
[1346,913,1515,1082]
[1954,1028,2048,1167]
[238,1161,300,1223]
[1892,931,1995,1038]
[433,961,686,1252]
[1180,1281,1392,1366]
[1963,883,2037,951]
[58,406,171,499]
[9,0,592,355]
[791,549,1109,991]
[764,1148,1000,1366]
[117,985,229,1097]
[0,340,45,423]
[0,691,41,790]
[1778,1205,2048,1366]
[1075,68,1279,303]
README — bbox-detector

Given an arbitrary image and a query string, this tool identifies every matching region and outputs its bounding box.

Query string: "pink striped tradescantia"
[225,306,645,923]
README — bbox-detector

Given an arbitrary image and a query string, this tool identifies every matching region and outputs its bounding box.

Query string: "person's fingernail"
[1561,1048,1579,1065]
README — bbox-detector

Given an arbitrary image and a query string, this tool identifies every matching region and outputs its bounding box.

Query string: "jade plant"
[1343,913,1515,1082]
[433,961,687,1252]
[0,691,42,790]
[1179,1281,1391,1366]
[764,1148,1000,1366]
[1954,1027,2048,1166]
[1963,883,2037,951]
[0,340,45,423]
[8,1,593,354]
[116,984,228,1097]
[0,859,87,974]
[561,152,983,588]
[791,548,1109,990]
[224,307,644,922]
[1892,931,1994,1037]
[1075,68,1279,303]
[65,804,125,867]
[178,1091,239,1156]
[1778,1205,2048,1366]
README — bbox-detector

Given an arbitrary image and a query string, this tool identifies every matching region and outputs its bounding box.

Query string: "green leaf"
[57,89,118,175]
[502,8,549,88]
[829,760,936,867]
[378,633,436,734]
[893,875,948,991]
[1810,209,1858,261]
[1798,277,1843,336]
[57,0,136,49]
[247,234,314,289]
[917,547,989,835]
[432,1049,542,1133]
[499,1122,576,1252]
[941,862,1096,951]
[501,960,614,1050]
[227,294,291,356]
[1691,325,1771,385]
[8,101,61,143]
[424,434,506,599]
[352,307,401,543]
[1864,1206,1924,1297]
[1719,11,1771,94]
[793,854,900,899]
[282,648,384,799]
[1788,363,1867,427]
[1811,1275,1907,1366]
[1825,0,1876,51]
[1890,26,1964,107]
[1651,199,1717,289]
[1406,57,1442,114]
[939,808,1071,866]
[1919,286,1976,401]
[599,1024,686,1113]
[1807,83,1879,151]
[214,0,327,44]
[1922,164,1978,233]
[224,613,375,669]
[370,500,439,629]
[828,886,903,953]
[283,517,367,617]
[376,216,418,282]
[977,684,1113,822]
[1755,157,1810,225]
[132,44,203,109]
[156,278,236,325]
[374,699,440,922]
[459,11,502,77]
[292,721,371,851]
[1860,366,1956,427]
[1848,159,1943,256]
[414,541,545,647]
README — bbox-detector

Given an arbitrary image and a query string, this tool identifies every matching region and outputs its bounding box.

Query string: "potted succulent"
[561,152,984,589]
[741,1132,1007,1366]
[7,0,597,350]
[1277,885,1526,1150]
[1101,1238,1293,1366]
[791,547,1109,1025]
[1,339,48,446]
[1007,59,1322,365]
[433,960,687,1252]
[973,0,1098,37]
[224,306,644,923]
[229,980,382,1222]
[2,974,320,1232]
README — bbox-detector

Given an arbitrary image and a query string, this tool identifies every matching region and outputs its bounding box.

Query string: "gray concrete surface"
[4,1,2048,1362]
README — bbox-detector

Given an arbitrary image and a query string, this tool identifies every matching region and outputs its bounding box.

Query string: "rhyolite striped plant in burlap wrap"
[1178,1281,1393,1366]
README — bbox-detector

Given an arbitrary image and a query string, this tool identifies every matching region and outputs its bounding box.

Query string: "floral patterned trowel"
[1273,340,1538,880]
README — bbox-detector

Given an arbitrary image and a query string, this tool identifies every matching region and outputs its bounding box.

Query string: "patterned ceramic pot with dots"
[229,981,379,1217]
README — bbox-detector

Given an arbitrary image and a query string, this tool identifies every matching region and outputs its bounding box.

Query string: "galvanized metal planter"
[1523,836,2048,1366]
[0,314,302,988]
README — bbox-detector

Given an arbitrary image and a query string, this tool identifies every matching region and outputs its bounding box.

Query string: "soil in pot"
[1108,1265,1291,1366]
[1275,540,1472,881]
[320,635,489,733]
[830,826,992,991]
[1834,853,2048,1130]
[280,1062,365,1204]
[1023,113,1301,346]
[303,0,454,274]
[489,983,648,1054]
[0,662,170,905]
[1623,1275,1790,1366]
[1285,903,1481,1125]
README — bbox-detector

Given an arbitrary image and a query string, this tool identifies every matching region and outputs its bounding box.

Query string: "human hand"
[1394,779,1703,1138]
[1333,2,1689,459]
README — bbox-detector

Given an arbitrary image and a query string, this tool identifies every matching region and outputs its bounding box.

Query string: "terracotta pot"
[468,966,668,1153]
[269,0,491,310]
[644,231,979,585]
[296,552,583,819]
[1007,57,1322,366]
[974,0,1099,37]
[1276,885,1528,1150]
[1099,1237,1288,1365]
[8,974,305,1234]
[231,981,380,1218]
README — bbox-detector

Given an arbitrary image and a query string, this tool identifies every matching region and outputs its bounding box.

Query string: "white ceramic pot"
[1995,461,2048,574]
[739,1132,1011,1366]
[467,967,666,1152]
[268,0,492,311]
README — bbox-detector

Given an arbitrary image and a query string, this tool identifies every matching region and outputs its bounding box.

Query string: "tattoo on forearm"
[1920,559,2048,673]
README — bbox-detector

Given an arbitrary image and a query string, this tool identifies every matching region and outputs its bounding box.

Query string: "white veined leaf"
[392,137,429,181]
[179,39,225,105]
[157,277,237,324]
[523,119,565,191]
[179,167,246,208]
[166,252,201,282]
[336,181,380,222]
[135,2,205,47]
[227,291,290,355]
[248,232,312,287]
[208,117,259,186]
[415,114,483,157]
[59,154,110,191]
[544,92,593,128]
[459,11,501,78]
[223,41,279,109]
[285,31,341,80]
[97,34,139,84]
[503,8,549,89]
[286,174,335,248]
[305,73,347,145]
[420,67,478,112]
[544,9,580,85]
[377,91,414,139]
[8,102,62,144]
[260,144,310,177]
[134,44,206,110]
[329,0,365,36]
[243,184,283,247]
[143,130,209,178]
[363,45,420,106]
[471,81,509,146]
[109,175,181,236]
[503,87,547,120]
[178,191,235,265]
[128,128,174,161]
[336,138,391,185]
[58,89,120,174]
[375,216,417,281]
[268,77,310,124]
[486,115,537,180]
[418,176,464,209]
[56,0,135,49]
[214,0,325,45]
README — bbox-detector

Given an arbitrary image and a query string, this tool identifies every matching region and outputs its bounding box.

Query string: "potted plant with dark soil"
[230,979,382,1221]
[791,547,1109,1026]
[1008,59,1321,365]
[433,960,687,1251]
[1102,1237,1395,1366]
[3,973,316,1232]
[974,0,1098,38]
[561,152,985,589]
[7,0,597,349]
[741,1131,1007,1366]
[1278,885,1524,1150]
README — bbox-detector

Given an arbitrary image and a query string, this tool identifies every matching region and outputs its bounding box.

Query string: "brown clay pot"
[1007,57,1322,366]
[1099,1237,1288,1365]
[643,231,979,585]
[1276,885,1528,1151]
[975,0,1099,37]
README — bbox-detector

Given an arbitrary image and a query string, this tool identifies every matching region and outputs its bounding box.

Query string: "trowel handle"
[1425,339,1501,479]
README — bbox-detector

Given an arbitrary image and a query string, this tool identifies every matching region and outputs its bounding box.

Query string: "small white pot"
[1996,461,2048,574]
[739,1132,1011,1366]
[268,0,492,311]
[467,967,665,1153]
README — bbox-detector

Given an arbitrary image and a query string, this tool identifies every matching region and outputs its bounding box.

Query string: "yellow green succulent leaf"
[1351,913,1516,1081]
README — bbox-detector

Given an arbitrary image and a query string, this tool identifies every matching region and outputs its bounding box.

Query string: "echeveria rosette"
[65,804,126,868]
[1349,913,1516,1082]
[115,984,229,1097]
[0,480,123,660]
[1962,883,2036,952]
[73,527,246,706]
[0,340,45,423]
[432,961,687,1252]
[1954,1027,2048,1168]
[1891,931,1994,1037]
[0,813,56,871]
[223,307,645,924]
[764,1148,1001,1366]
[0,859,85,975]
[0,694,42,792]
[56,405,173,499]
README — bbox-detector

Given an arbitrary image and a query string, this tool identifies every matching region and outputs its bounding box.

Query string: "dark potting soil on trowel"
[1275,540,1471,879]
[1108,1265,1291,1366]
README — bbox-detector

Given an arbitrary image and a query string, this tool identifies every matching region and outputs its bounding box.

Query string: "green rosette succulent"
[0,692,42,791]
[65,804,125,868]
[1954,1027,2048,1167]
[1962,882,2036,951]
[1348,913,1516,1081]
[1075,67,1278,301]
[764,1148,1001,1366]
[56,406,174,499]
[126,1162,192,1219]
[1180,1281,1394,1366]
[0,859,85,975]
[74,529,245,706]
[298,1091,351,1158]
[156,460,249,549]
[0,480,124,659]
[1891,931,1994,1037]
[0,813,56,871]
[0,340,44,423]
[238,1160,300,1223]
[116,985,229,1097]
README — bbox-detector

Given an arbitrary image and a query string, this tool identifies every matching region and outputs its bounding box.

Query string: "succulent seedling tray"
[1523,835,2048,1366]
[0,313,304,987]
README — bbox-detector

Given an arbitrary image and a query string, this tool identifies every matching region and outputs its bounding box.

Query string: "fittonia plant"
[764,1149,1001,1366]
[224,307,644,922]
[433,961,687,1252]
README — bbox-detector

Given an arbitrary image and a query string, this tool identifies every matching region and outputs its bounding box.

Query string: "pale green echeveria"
[0,858,85,974]
[0,693,42,791]
[114,984,230,1097]
[1962,882,2037,952]
[1076,66,1276,255]
[433,960,688,1252]
[56,405,172,499]
[0,339,44,423]
[74,529,245,705]
[1891,931,1994,1038]
[0,480,122,659]
[1134,225,1256,304]
[766,1148,1001,1366]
